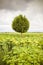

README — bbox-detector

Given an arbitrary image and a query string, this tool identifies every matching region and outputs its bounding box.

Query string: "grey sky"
[0,0,43,32]
[0,0,31,10]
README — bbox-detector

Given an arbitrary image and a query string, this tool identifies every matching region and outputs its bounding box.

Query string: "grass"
[0,32,43,42]
[0,32,43,65]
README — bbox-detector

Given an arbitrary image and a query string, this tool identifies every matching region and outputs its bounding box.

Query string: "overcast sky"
[0,0,43,32]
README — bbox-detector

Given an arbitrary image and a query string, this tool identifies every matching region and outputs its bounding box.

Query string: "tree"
[12,15,30,36]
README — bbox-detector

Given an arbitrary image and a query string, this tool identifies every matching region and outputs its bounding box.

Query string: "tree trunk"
[21,33,22,37]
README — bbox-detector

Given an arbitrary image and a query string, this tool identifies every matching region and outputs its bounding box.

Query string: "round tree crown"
[12,15,30,33]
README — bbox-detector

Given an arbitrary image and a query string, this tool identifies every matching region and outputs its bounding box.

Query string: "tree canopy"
[12,15,30,33]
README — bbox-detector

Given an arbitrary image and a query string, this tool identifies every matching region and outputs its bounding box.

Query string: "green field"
[0,33,43,65]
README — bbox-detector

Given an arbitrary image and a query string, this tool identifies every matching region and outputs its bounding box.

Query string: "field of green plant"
[0,33,43,65]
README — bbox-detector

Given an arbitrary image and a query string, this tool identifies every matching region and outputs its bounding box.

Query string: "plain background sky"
[0,0,43,32]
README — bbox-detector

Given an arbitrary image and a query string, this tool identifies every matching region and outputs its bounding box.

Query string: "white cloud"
[0,25,14,32]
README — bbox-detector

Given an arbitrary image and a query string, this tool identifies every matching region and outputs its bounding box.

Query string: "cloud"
[0,0,29,11]
[0,25,14,32]
[0,9,43,32]
[0,0,42,11]
[0,0,43,32]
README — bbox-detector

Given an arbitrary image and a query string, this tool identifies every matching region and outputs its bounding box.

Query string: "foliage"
[12,15,29,33]
[0,33,43,65]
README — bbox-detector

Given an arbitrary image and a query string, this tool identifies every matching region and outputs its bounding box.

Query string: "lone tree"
[12,15,30,36]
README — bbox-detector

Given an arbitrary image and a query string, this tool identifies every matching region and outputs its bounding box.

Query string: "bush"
[0,39,43,65]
